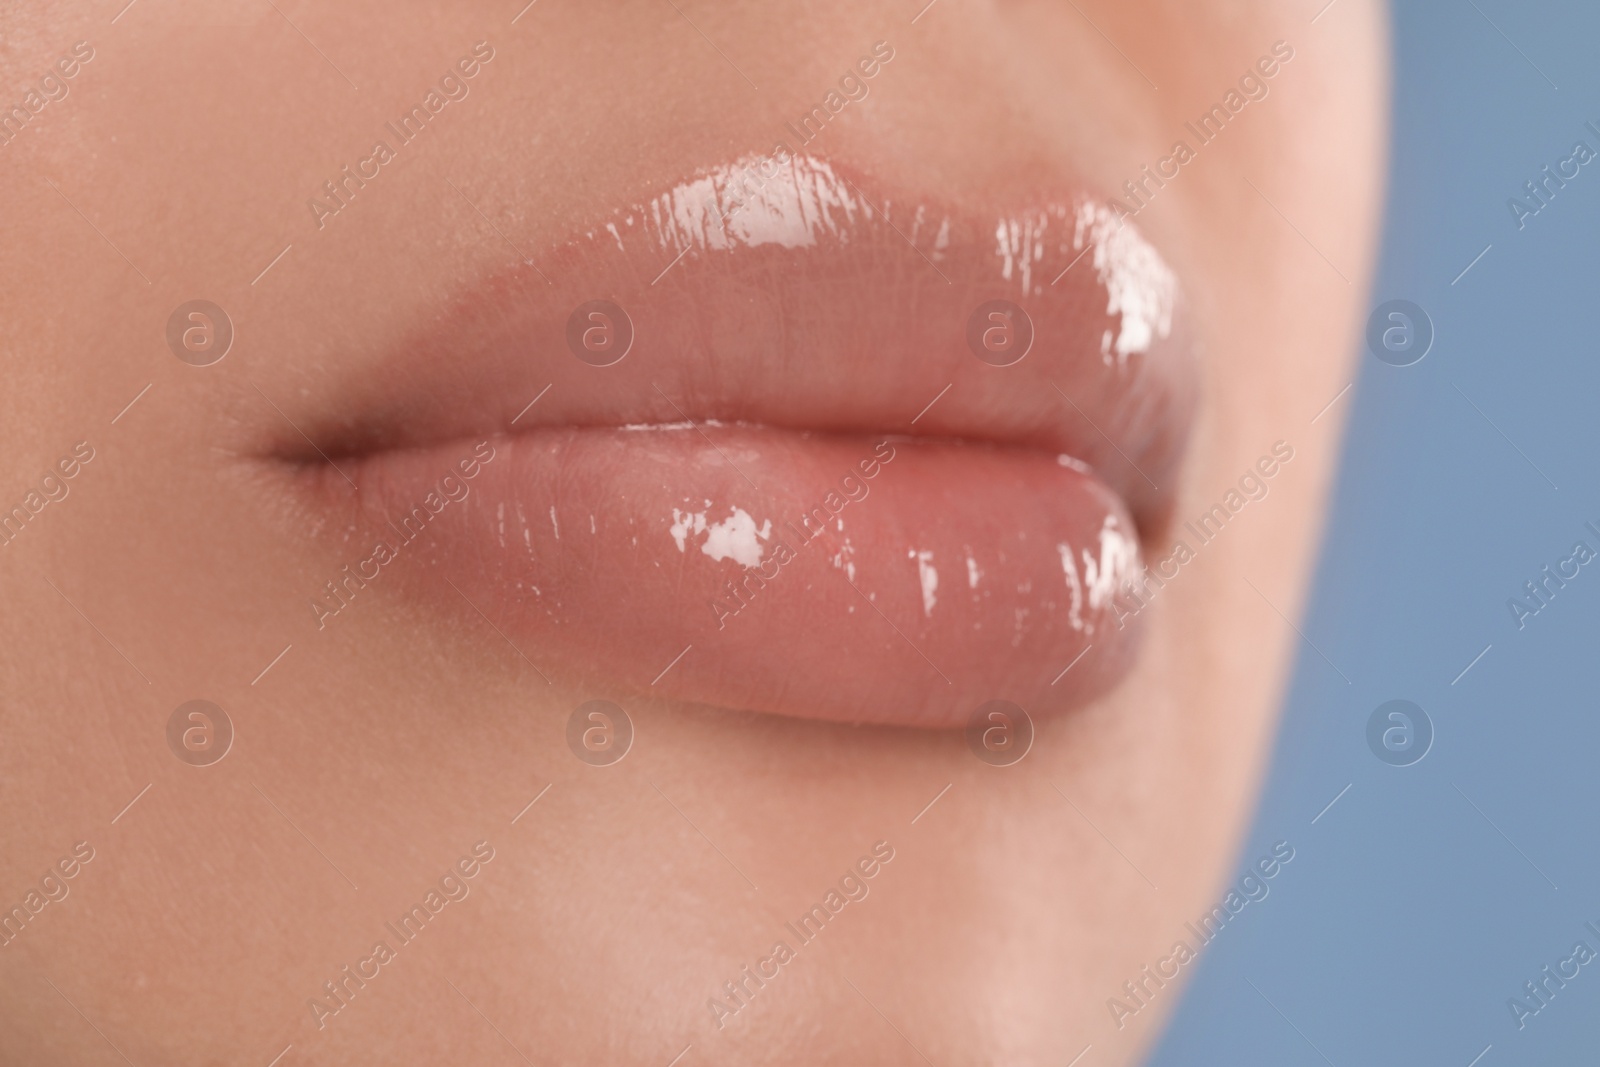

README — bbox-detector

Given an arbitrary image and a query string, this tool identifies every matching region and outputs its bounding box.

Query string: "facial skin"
[0,1,1385,1064]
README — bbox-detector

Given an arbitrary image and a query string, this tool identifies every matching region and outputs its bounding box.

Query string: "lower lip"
[319,426,1145,728]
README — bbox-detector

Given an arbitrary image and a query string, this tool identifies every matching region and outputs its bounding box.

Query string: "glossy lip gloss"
[277,152,1198,728]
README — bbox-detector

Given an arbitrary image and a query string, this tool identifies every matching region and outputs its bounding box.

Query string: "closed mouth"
[262,151,1198,728]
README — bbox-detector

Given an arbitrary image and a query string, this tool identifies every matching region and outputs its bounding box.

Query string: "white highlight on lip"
[1082,514,1140,613]
[832,536,858,583]
[912,549,939,618]
[995,214,1051,295]
[549,506,560,540]
[652,155,872,254]
[619,420,727,431]
[671,504,772,567]
[1057,453,1093,475]
[669,509,702,553]
[1058,542,1087,633]
[1074,200,1176,365]
[1057,517,1139,635]
[590,153,969,271]
[965,548,982,591]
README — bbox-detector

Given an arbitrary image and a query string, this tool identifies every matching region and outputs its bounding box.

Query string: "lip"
[278,152,1197,728]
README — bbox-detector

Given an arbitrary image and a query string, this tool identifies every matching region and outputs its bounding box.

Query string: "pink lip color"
[285,152,1197,727]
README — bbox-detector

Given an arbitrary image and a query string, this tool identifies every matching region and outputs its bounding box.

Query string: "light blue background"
[1148,2,1600,1064]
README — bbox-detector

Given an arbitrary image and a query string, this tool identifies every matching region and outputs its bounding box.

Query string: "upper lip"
[268,152,1196,539]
